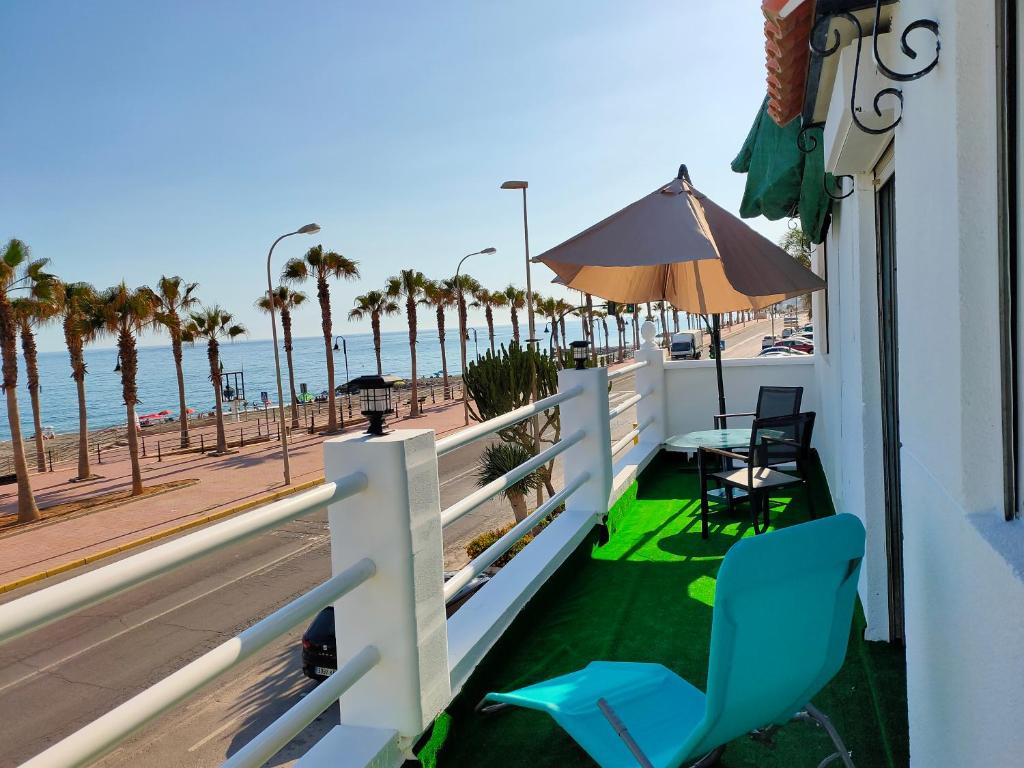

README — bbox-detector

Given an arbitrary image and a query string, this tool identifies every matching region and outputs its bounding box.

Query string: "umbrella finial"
[677,164,692,183]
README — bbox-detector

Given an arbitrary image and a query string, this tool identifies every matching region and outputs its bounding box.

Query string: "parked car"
[781,328,794,338]
[758,346,810,357]
[301,572,490,682]
[802,324,814,335]
[776,338,814,354]
[761,335,776,350]
[335,381,360,395]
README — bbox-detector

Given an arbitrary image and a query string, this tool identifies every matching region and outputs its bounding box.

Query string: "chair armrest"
[713,411,755,428]
[698,446,748,464]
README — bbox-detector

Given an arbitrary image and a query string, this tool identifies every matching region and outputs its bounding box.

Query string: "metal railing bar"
[440,430,585,528]
[607,360,647,380]
[607,392,643,420]
[221,644,381,768]
[611,417,654,457]
[18,559,376,768]
[435,386,583,457]
[0,472,368,646]
[443,472,590,601]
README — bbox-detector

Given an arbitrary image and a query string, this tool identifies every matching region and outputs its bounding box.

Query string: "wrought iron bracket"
[824,173,855,201]
[810,0,940,136]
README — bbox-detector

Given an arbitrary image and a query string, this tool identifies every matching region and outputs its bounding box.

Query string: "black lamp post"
[352,374,399,436]
[571,340,589,370]
[114,354,122,373]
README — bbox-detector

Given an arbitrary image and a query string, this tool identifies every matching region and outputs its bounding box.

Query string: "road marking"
[187,717,240,752]
[440,465,480,487]
[0,537,328,696]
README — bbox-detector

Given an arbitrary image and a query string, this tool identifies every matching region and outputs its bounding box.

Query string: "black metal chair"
[698,412,816,539]
[713,385,803,429]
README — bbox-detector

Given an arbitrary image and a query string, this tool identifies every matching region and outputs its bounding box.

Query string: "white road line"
[0,536,329,696]
[187,717,240,752]
[440,465,480,487]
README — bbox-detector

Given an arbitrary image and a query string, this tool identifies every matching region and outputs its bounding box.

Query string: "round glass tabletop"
[663,428,752,451]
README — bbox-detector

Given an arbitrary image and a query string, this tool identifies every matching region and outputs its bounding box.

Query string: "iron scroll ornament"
[809,0,940,136]
[823,174,854,201]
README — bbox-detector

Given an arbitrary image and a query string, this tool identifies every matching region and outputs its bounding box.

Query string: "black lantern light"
[352,374,400,435]
[570,340,589,370]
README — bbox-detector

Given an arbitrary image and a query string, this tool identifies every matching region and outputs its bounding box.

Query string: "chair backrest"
[755,386,803,420]
[680,514,865,760]
[748,411,815,468]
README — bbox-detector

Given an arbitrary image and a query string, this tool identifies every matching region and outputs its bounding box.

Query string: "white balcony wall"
[815,1,1024,764]
[663,356,817,438]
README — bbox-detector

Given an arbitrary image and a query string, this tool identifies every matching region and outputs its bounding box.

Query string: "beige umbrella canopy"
[534,167,824,315]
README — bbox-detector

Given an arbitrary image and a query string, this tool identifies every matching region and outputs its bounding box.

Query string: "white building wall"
[815,1,1024,763]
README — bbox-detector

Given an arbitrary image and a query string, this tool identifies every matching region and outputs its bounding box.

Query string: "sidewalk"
[0,397,470,589]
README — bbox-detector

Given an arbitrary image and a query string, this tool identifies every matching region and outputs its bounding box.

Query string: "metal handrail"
[19,559,376,768]
[440,430,585,527]
[435,386,582,457]
[221,644,381,768]
[0,472,368,645]
[607,360,647,381]
[443,472,590,601]
[607,391,648,420]
[611,417,654,457]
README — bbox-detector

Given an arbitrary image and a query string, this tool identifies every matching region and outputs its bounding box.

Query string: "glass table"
[663,428,754,503]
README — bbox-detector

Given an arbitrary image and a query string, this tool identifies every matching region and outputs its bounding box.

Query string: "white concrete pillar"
[636,320,668,446]
[323,429,450,752]
[557,366,612,513]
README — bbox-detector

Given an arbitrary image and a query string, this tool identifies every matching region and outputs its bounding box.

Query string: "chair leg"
[795,704,856,768]
[751,492,764,534]
[699,451,710,539]
[762,493,771,530]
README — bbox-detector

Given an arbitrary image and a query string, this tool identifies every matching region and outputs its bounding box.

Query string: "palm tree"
[349,290,399,375]
[256,286,307,428]
[451,275,480,378]
[282,245,360,432]
[555,299,574,348]
[12,296,58,473]
[501,285,526,344]
[423,280,456,397]
[387,270,429,417]
[56,281,99,480]
[0,239,53,522]
[476,442,540,523]
[153,276,200,448]
[185,306,246,454]
[474,287,503,355]
[95,283,158,496]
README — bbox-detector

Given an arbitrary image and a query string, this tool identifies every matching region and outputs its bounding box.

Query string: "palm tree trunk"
[509,490,529,523]
[485,307,495,355]
[372,313,383,375]
[436,307,449,397]
[209,339,227,453]
[171,331,190,448]
[2,293,39,522]
[19,321,45,472]
[317,276,339,432]
[66,325,92,480]
[282,308,300,429]
[436,307,448,397]
[407,297,419,418]
[118,330,144,496]
[511,306,520,345]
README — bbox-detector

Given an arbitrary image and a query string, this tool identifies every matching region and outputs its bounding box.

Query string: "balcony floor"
[417,453,908,768]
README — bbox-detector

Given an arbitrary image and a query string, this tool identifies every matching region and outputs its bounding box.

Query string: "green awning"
[731,97,832,244]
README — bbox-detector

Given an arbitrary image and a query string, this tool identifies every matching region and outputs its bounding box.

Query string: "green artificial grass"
[417,453,908,767]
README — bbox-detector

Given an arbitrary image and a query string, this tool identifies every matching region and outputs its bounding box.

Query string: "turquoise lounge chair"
[479,514,866,768]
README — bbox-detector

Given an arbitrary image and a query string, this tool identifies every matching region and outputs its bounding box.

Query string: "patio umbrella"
[534,165,825,415]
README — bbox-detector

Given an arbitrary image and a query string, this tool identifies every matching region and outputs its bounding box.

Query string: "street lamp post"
[471,328,479,360]
[501,180,543,505]
[266,222,321,486]
[333,335,352,417]
[454,247,497,426]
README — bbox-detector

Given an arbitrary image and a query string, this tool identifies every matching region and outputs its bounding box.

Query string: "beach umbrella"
[533,165,825,415]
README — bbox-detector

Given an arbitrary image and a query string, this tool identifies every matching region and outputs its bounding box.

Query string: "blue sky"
[2,1,784,352]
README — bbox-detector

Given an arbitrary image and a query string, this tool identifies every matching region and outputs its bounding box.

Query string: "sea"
[0,322,607,441]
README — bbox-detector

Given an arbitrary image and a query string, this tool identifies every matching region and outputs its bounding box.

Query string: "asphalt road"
[0,372,642,768]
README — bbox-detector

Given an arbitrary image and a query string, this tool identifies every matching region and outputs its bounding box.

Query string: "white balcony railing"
[0,322,670,768]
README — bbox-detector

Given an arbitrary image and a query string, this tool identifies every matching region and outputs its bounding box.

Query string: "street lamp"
[266,222,321,485]
[471,328,479,360]
[454,247,497,425]
[332,335,352,417]
[501,179,542,504]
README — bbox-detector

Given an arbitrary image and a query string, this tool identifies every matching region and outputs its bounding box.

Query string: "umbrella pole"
[712,314,726,421]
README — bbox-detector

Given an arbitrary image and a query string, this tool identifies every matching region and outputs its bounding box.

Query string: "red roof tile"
[761,0,813,126]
